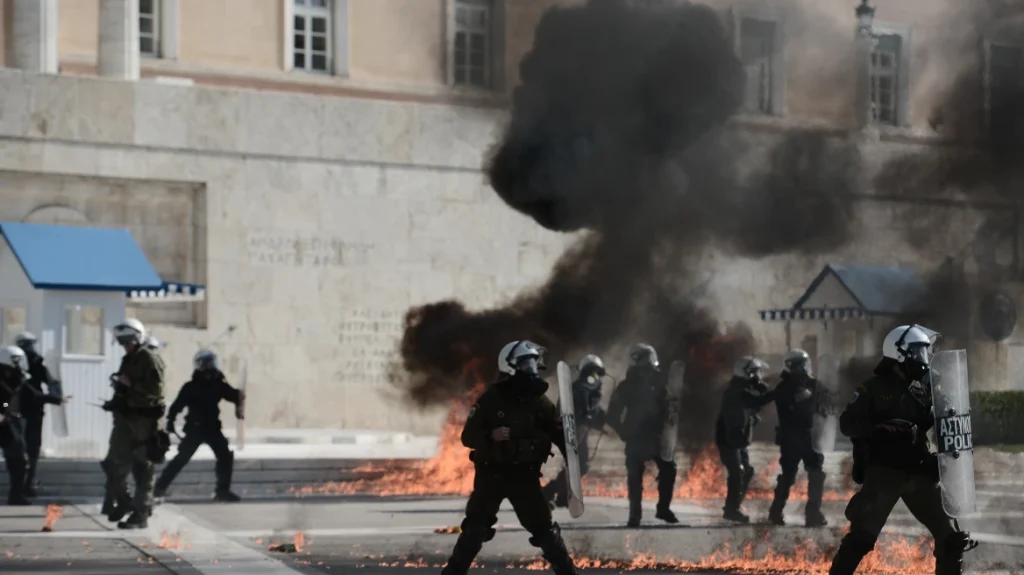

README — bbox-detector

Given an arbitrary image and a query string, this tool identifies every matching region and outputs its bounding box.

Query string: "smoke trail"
[391,0,863,449]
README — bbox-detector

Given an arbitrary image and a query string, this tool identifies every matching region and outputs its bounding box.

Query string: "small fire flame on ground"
[269,531,306,554]
[159,531,184,550]
[40,504,63,532]
[367,536,933,574]
[292,378,850,502]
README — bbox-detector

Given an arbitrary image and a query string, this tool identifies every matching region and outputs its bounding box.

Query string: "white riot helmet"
[628,343,659,368]
[14,332,36,352]
[0,345,29,382]
[113,318,146,346]
[193,349,222,373]
[578,354,606,378]
[497,340,546,376]
[783,349,812,377]
[734,356,769,381]
[882,324,938,380]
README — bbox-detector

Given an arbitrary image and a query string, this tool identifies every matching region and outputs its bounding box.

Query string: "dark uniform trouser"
[156,428,234,493]
[770,435,826,519]
[625,446,677,520]
[0,421,27,502]
[717,444,754,513]
[23,416,43,489]
[103,417,158,518]
[543,428,590,505]
[830,465,969,575]
[442,466,576,575]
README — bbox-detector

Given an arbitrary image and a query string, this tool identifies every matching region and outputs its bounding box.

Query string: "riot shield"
[660,361,685,461]
[236,360,247,451]
[556,361,584,518]
[812,354,839,453]
[48,378,69,438]
[931,349,976,517]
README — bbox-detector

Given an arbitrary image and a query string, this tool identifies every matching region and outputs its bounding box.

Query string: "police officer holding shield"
[828,325,977,575]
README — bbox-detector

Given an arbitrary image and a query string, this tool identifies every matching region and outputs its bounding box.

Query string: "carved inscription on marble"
[247,233,373,267]
[335,309,405,385]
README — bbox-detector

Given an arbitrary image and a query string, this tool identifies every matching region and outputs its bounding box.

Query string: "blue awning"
[0,223,204,302]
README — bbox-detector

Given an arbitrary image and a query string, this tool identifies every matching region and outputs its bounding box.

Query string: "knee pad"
[460,518,497,542]
[527,522,561,548]
[843,530,877,554]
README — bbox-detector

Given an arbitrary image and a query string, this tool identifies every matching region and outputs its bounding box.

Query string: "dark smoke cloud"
[392,0,863,447]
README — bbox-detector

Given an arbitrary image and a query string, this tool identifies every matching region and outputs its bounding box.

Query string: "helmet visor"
[907,343,930,366]
[516,356,540,376]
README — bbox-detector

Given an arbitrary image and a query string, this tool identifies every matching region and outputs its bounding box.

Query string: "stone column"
[10,0,58,73]
[98,0,140,80]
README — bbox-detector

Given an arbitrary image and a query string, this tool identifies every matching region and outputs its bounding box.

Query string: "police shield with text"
[767,349,829,527]
[0,346,31,505]
[542,354,606,510]
[929,348,976,519]
[440,340,578,575]
[14,332,70,497]
[828,325,978,575]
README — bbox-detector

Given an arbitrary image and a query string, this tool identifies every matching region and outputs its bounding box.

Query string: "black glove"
[874,419,918,444]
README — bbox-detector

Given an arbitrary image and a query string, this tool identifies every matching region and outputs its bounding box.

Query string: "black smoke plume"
[392,0,861,445]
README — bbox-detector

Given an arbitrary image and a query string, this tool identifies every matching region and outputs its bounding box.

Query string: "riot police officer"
[0,346,31,505]
[13,332,70,497]
[828,325,977,575]
[542,354,607,509]
[715,356,773,523]
[440,340,577,575]
[154,349,243,502]
[101,318,165,529]
[767,349,828,527]
[606,343,678,527]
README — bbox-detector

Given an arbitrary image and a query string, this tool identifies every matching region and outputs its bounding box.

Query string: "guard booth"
[0,222,205,459]
[758,263,929,388]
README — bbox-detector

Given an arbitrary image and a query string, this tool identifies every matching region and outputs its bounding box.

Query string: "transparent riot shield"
[930,349,976,517]
[812,354,839,453]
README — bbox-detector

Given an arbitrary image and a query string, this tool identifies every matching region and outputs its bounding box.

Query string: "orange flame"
[158,531,183,550]
[293,531,305,553]
[41,504,63,532]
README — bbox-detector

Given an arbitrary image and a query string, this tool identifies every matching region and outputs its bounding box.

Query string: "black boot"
[117,511,148,530]
[722,473,749,523]
[214,451,241,502]
[829,532,876,575]
[23,458,38,497]
[440,533,484,575]
[805,470,828,527]
[627,494,642,527]
[530,523,578,575]
[655,463,679,524]
[935,531,978,575]
[768,474,792,525]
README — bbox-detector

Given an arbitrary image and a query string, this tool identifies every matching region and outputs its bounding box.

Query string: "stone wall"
[0,69,573,434]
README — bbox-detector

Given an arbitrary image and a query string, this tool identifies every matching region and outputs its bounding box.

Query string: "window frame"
[867,22,912,128]
[0,304,28,347]
[730,3,786,117]
[445,0,505,91]
[62,304,107,359]
[139,0,162,58]
[284,0,349,77]
[292,0,334,75]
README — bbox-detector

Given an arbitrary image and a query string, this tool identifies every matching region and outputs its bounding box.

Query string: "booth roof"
[0,222,164,291]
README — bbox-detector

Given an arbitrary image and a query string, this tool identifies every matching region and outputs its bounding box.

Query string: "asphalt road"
[0,478,1021,575]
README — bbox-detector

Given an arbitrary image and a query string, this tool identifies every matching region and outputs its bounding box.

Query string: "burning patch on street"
[40,504,63,532]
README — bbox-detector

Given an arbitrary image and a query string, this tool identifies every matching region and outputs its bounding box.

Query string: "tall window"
[453,0,492,88]
[740,18,775,115]
[139,0,161,57]
[294,0,332,73]
[989,44,1024,147]
[870,34,902,126]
